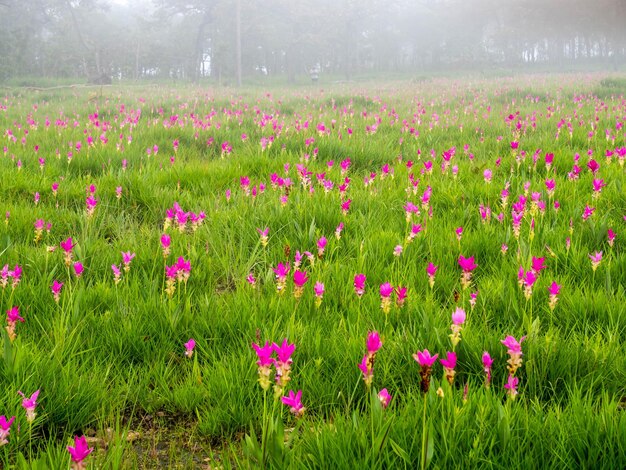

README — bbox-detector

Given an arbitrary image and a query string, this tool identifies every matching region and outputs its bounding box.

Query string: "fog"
[1,0,625,85]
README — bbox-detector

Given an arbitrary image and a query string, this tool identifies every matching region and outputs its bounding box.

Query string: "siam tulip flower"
[522,270,537,299]
[115,186,122,199]
[85,195,98,217]
[393,245,403,257]
[548,281,561,310]
[608,228,616,248]
[483,168,492,183]
[293,270,309,298]
[246,273,257,288]
[531,256,546,274]
[582,205,595,221]
[257,227,269,248]
[504,375,519,400]
[501,335,526,376]
[175,256,191,283]
[252,341,274,390]
[413,349,438,393]
[273,263,290,294]
[589,251,602,271]
[111,264,122,284]
[482,352,493,388]
[354,273,366,297]
[592,178,606,198]
[34,192,40,205]
[426,262,438,289]
[455,226,463,243]
[407,223,422,243]
[449,307,466,349]
[281,390,305,418]
[184,338,196,358]
[317,236,327,257]
[0,415,15,446]
[160,234,171,258]
[60,237,75,266]
[501,244,508,256]
[395,286,407,307]
[470,291,478,309]
[67,435,93,470]
[122,251,135,272]
[440,351,457,385]
[458,255,477,289]
[587,159,599,174]
[164,265,178,297]
[403,201,420,222]
[545,178,555,197]
[272,339,295,395]
[313,281,324,307]
[18,390,40,422]
[52,181,59,196]
[379,282,393,314]
[341,199,351,216]
[378,388,392,408]
[33,219,46,243]
[51,280,63,303]
[335,222,344,240]
[73,262,84,278]
[5,306,24,342]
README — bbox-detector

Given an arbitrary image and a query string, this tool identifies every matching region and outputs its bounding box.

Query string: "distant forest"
[1,0,625,84]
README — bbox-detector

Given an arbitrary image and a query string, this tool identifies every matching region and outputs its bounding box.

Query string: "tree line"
[1,0,624,84]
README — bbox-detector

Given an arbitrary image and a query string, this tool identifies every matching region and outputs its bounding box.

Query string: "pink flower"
[482,352,493,387]
[111,264,121,284]
[413,349,438,367]
[317,236,327,257]
[547,281,561,296]
[281,390,305,417]
[531,256,546,274]
[501,335,525,355]
[395,286,407,306]
[378,388,392,408]
[455,226,463,241]
[504,375,519,399]
[440,351,457,385]
[184,338,196,358]
[582,205,595,221]
[252,341,273,368]
[69,261,83,278]
[246,273,256,287]
[608,228,616,247]
[67,435,93,467]
[51,280,63,302]
[451,307,466,325]
[60,237,75,253]
[273,339,295,390]
[122,251,135,271]
[458,255,477,272]
[379,283,393,298]
[273,338,295,364]
[18,390,39,422]
[426,262,438,288]
[589,251,603,271]
[358,354,374,386]
[0,415,15,446]
[393,245,403,257]
[6,306,24,323]
[293,270,308,287]
[314,282,324,304]
[366,331,382,354]
[354,273,366,297]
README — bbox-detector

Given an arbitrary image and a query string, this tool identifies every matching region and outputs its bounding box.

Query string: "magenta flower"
[51,280,63,302]
[451,307,466,325]
[531,256,546,274]
[281,390,305,418]
[252,340,273,391]
[246,273,257,288]
[60,237,74,253]
[0,415,15,446]
[257,227,269,247]
[67,435,93,468]
[314,281,324,307]
[273,263,290,293]
[426,262,438,288]
[358,354,374,386]
[589,251,603,271]
[458,255,477,273]
[273,339,295,390]
[160,233,171,257]
[366,331,382,354]
[608,228,616,247]
[482,352,493,388]
[85,195,98,216]
[317,236,327,257]
[72,261,84,278]
[395,286,407,307]
[354,273,366,297]
[393,245,403,257]
[501,335,525,375]
[504,375,519,400]
[335,222,345,240]
[582,205,595,221]
[379,283,393,298]
[378,388,392,408]
[458,255,477,289]
[548,281,561,310]
[455,226,463,242]
[122,251,136,272]
[293,270,308,298]
[440,351,457,385]
[184,338,196,358]
[413,349,438,393]
[413,349,438,368]
[18,389,39,422]
[111,264,122,284]
[6,306,24,324]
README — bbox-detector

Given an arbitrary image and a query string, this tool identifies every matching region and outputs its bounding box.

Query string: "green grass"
[0,73,625,468]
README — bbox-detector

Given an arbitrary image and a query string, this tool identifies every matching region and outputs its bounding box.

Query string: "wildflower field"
[1,74,626,468]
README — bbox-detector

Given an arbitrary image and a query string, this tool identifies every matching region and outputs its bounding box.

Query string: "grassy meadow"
[0,74,625,468]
